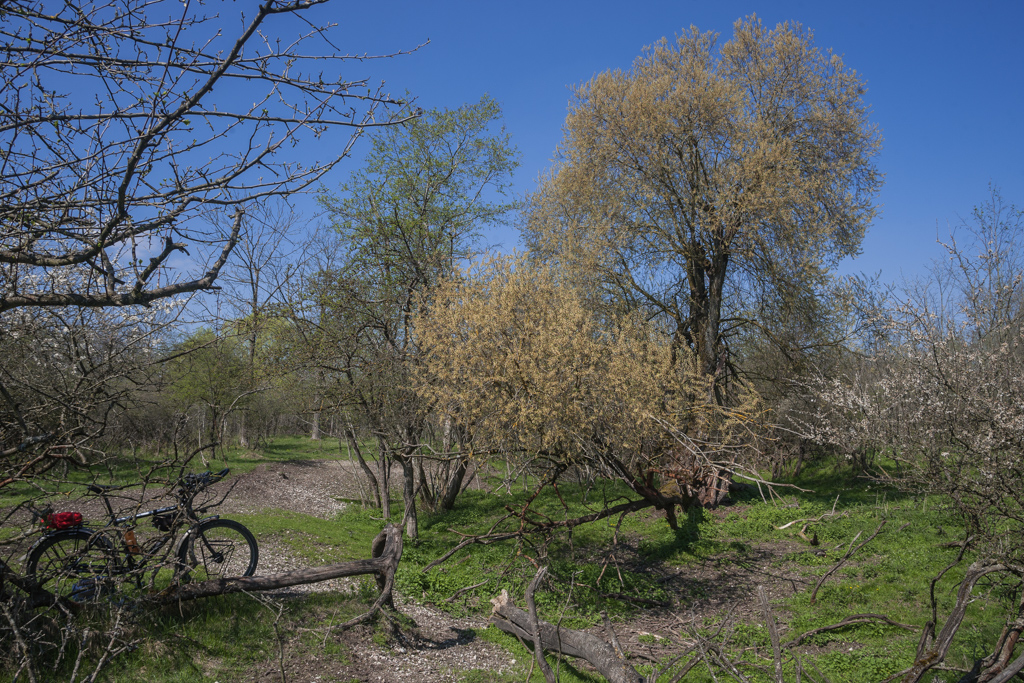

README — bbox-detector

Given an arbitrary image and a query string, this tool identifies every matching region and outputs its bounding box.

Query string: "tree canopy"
[523,16,882,389]
[0,0,412,314]
[292,96,518,534]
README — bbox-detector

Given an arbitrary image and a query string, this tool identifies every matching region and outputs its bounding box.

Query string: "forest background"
[1,1,1023,682]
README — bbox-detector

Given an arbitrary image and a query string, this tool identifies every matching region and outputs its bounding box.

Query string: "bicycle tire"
[25,529,118,601]
[177,519,258,581]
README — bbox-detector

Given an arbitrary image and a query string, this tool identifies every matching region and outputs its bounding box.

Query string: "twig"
[655,643,700,683]
[694,634,720,683]
[758,586,784,683]
[810,520,886,605]
[786,512,847,533]
[596,590,671,609]
[444,580,489,603]
[68,629,88,683]
[321,607,339,648]
[81,608,127,683]
[1,602,38,683]
[777,495,845,530]
[526,567,557,683]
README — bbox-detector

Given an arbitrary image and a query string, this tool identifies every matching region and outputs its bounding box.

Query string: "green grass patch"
[5,443,1016,683]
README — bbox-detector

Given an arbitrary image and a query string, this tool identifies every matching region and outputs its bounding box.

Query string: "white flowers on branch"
[809,189,1024,561]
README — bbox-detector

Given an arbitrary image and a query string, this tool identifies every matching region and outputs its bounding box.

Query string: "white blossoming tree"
[810,189,1024,681]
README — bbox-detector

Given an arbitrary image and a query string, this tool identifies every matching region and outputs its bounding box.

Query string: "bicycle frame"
[27,468,258,599]
[31,470,229,583]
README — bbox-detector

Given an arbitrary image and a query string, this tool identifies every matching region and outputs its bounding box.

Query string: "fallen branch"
[759,586,784,683]
[810,520,887,605]
[490,589,644,683]
[777,495,845,530]
[423,498,656,573]
[919,535,974,659]
[444,580,489,603]
[898,559,1008,683]
[783,613,917,649]
[151,524,403,626]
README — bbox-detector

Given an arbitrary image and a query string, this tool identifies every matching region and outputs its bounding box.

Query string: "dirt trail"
[224,459,816,682]
[5,459,817,682]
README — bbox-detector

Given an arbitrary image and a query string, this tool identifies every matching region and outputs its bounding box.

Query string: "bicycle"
[25,468,258,602]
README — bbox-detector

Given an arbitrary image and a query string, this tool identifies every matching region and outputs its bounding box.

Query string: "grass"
[4,439,1016,682]
[377,458,1009,682]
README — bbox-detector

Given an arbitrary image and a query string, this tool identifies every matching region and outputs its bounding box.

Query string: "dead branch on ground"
[810,519,887,604]
[897,559,1009,683]
[783,613,917,649]
[490,588,645,683]
[151,524,403,631]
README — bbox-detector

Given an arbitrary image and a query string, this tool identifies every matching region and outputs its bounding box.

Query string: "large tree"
[523,16,882,394]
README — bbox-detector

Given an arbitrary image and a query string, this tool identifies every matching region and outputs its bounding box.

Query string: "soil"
[7,459,827,682]
[213,460,822,683]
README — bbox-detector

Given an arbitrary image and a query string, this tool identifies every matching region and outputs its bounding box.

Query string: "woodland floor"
[3,458,909,682]
[204,460,829,682]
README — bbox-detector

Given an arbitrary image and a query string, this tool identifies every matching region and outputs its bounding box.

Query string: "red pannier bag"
[45,512,84,529]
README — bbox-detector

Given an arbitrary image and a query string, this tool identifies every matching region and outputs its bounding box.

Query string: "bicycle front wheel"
[178,519,258,582]
[26,530,118,602]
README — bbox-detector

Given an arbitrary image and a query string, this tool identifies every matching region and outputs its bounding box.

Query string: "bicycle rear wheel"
[177,519,258,582]
[26,530,118,602]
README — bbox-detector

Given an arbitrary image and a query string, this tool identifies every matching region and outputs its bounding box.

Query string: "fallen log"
[151,524,403,620]
[490,589,644,683]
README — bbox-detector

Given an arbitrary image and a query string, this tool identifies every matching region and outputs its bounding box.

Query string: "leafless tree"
[810,188,1024,681]
[1,1,415,676]
[0,0,416,484]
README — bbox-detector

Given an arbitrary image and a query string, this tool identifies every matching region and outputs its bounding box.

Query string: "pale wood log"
[490,589,644,683]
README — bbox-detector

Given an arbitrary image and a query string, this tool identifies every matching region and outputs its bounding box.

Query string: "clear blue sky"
[303,0,1024,283]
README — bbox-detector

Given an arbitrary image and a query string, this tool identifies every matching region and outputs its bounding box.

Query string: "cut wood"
[490,589,644,683]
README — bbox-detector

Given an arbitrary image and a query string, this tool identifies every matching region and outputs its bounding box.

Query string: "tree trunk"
[439,456,469,511]
[238,412,248,449]
[490,590,643,683]
[377,441,391,521]
[310,410,320,440]
[208,406,219,459]
[417,457,436,512]
[397,453,418,539]
[346,427,381,508]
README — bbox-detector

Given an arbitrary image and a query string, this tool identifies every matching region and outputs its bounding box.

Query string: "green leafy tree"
[300,95,519,537]
[168,329,253,458]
